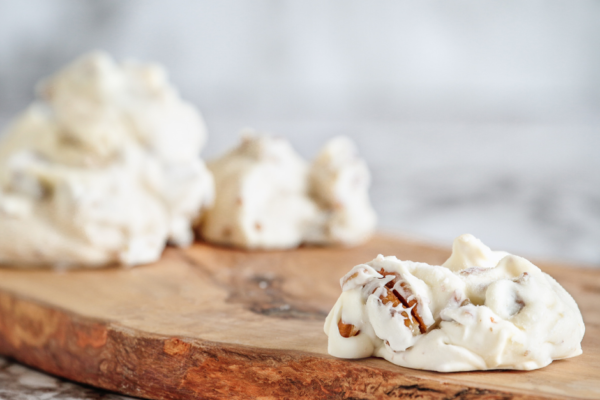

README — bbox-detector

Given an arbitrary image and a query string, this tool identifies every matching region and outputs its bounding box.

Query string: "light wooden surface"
[0,235,597,399]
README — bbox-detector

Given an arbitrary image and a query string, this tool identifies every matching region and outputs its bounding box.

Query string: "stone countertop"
[0,357,134,400]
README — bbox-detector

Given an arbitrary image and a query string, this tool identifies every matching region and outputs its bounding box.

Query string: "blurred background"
[0,0,599,265]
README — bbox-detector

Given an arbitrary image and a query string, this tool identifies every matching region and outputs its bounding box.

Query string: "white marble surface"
[0,357,132,399]
[1,0,599,126]
[0,1,599,397]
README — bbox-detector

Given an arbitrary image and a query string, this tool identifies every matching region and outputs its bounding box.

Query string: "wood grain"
[0,234,597,399]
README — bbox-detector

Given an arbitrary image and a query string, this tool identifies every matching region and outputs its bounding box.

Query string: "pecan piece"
[378,269,428,334]
[338,320,360,338]
[378,286,420,333]
[341,271,359,288]
[379,285,401,307]
[379,269,399,288]
[396,282,427,334]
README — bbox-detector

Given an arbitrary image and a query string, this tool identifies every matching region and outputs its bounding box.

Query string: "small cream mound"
[324,234,585,372]
[0,51,214,268]
[198,132,376,249]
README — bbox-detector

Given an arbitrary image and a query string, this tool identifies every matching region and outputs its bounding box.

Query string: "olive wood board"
[0,234,597,400]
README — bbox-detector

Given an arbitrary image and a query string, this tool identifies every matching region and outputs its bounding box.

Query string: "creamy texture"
[325,234,585,372]
[199,133,376,249]
[0,51,214,268]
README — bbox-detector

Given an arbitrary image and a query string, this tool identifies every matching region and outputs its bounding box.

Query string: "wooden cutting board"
[0,234,598,399]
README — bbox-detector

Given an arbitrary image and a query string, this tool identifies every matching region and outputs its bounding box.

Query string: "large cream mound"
[199,132,376,249]
[0,52,213,268]
[324,234,585,372]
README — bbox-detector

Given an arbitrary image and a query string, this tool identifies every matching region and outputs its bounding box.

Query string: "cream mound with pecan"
[324,234,585,372]
[199,132,376,249]
[0,51,213,268]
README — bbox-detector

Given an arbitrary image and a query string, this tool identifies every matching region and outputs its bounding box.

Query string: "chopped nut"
[338,320,360,338]
[515,272,530,283]
[379,269,398,288]
[378,269,427,334]
[459,267,487,276]
[379,286,401,308]
[341,271,359,288]
[377,285,423,335]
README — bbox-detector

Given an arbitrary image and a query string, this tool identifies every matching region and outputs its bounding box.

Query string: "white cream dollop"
[0,51,214,268]
[324,234,585,372]
[198,132,377,249]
